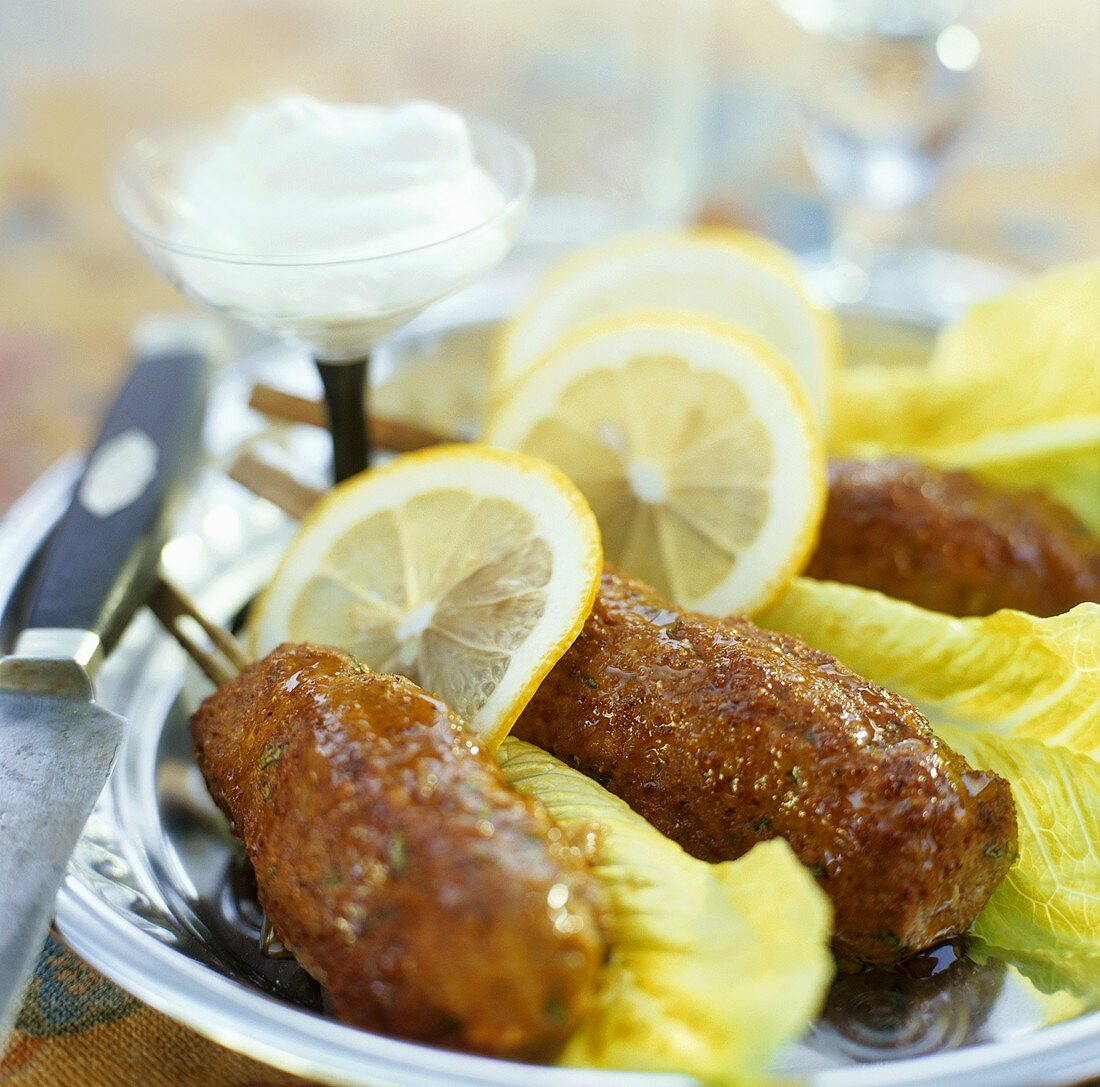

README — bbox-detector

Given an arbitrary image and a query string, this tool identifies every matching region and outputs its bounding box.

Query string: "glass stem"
[316,356,370,484]
[800,30,975,259]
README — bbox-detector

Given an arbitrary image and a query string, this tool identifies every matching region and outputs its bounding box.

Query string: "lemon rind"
[248,444,603,749]
[485,312,827,616]
[495,228,840,422]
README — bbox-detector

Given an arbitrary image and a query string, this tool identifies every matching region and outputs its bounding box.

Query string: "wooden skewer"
[152,452,326,679]
[147,574,296,959]
[259,918,296,960]
[228,449,324,520]
[228,450,324,521]
[248,382,458,453]
[148,575,250,686]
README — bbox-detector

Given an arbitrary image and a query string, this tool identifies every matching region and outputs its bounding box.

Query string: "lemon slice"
[248,444,602,748]
[497,229,839,421]
[484,314,826,615]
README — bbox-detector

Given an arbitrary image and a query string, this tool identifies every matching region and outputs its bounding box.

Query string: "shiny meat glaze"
[808,459,1100,617]
[515,569,1017,963]
[191,643,606,1059]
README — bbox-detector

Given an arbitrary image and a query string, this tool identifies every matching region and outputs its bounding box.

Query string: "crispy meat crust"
[807,459,1100,617]
[191,643,605,1059]
[515,569,1018,963]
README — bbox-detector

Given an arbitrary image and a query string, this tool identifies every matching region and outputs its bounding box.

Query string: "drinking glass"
[776,0,1012,319]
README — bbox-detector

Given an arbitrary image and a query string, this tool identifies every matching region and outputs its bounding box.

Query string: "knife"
[0,346,206,1044]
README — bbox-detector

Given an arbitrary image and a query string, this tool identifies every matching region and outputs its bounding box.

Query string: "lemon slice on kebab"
[249,444,602,748]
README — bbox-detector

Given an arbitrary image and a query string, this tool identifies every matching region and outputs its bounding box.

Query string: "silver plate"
[2,301,1098,1087]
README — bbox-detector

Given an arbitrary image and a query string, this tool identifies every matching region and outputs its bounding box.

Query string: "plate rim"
[4,352,1099,1087]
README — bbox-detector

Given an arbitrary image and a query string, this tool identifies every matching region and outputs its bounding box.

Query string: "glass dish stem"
[316,356,370,483]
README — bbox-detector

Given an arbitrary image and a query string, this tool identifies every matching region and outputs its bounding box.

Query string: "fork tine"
[161,577,251,671]
[148,576,288,961]
[147,576,290,961]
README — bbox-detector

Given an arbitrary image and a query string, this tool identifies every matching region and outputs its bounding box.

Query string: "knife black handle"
[21,349,207,653]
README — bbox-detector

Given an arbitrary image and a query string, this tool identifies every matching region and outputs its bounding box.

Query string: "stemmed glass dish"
[113,111,534,480]
[775,0,1014,320]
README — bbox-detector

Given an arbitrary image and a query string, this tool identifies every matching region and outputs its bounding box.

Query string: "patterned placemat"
[1,3,1097,1083]
[1,936,321,1087]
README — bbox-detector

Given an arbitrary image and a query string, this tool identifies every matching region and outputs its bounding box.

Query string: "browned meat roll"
[191,642,606,1059]
[514,568,1017,964]
[807,459,1100,617]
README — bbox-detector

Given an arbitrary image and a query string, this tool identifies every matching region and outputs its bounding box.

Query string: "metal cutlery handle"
[17,349,206,661]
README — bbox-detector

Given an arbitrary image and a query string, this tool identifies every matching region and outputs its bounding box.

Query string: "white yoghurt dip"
[164,96,514,357]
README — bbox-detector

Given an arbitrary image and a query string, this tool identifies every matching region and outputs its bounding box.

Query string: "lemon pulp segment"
[498,229,839,421]
[249,444,603,747]
[486,315,826,615]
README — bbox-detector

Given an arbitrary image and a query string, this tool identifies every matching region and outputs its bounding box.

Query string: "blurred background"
[0,0,1097,510]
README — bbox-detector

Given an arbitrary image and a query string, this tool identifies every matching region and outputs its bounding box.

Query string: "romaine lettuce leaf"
[936,726,1100,997]
[759,580,1100,758]
[497,737,834,1083]
[828,262,1100,530]
[758,578,1100,997]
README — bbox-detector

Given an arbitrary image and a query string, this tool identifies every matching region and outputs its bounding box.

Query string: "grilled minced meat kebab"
[192,642,606,1059]
[515,568,1018,964]
[809,459,1100,617]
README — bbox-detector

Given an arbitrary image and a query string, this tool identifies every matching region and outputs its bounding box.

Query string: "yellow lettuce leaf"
[829,261,1100,529]
[935,727,1100,997]
[941,423,1100,535]
[758,578,1100,995]
[931,261,1100,398]
[829,364,953,451]
[497,737,834,1084]
[759,580,1100,758]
